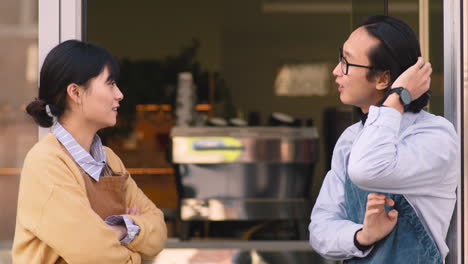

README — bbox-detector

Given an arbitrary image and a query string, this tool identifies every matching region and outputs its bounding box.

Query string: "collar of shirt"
[52,122,107,181]
[365,105,419,133]
[360,106,418,130]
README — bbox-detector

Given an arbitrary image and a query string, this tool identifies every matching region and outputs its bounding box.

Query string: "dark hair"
[361,15,430,113]
[26,40,119,127]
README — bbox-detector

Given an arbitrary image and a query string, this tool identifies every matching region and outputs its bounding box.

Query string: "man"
[309,15,458,263]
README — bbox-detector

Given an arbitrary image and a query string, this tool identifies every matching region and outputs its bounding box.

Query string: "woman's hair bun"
[26,98,54,127]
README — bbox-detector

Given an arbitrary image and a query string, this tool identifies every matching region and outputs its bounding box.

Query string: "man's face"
[333,27,384,113]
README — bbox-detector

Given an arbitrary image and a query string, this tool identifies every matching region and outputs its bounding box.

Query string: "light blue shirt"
[309,106,458,260]
[52,122,140,245]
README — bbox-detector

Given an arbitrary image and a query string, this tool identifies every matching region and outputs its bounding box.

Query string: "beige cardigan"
[12,133,167,264]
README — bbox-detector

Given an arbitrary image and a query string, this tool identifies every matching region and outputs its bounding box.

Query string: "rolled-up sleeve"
[105,215,141,245]
[310,169,373,259]
[309,126,373,260]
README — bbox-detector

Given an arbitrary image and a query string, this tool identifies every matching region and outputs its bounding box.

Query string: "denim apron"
[343,173,442,264]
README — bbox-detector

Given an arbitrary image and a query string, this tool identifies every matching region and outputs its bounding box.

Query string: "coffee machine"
[171,126,318,239]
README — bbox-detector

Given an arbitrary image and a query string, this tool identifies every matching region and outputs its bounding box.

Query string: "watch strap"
[388,87,411,110]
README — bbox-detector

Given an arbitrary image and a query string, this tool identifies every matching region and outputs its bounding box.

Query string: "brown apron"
[55,144,128,264]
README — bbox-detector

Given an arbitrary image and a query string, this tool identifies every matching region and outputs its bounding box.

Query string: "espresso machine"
[171,126,319,240]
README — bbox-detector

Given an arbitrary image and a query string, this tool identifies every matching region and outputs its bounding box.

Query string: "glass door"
[0,0,38,247]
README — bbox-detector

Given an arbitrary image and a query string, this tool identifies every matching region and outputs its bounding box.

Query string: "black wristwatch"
[388,87,412,110]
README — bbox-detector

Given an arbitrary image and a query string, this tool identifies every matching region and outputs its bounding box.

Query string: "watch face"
[400,89,412,105]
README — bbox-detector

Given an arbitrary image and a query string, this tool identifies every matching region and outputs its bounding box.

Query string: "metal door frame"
[38,0,83,139]
[444,0,463,263]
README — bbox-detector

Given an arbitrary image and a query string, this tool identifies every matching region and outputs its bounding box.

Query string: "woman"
[12,40,167,264]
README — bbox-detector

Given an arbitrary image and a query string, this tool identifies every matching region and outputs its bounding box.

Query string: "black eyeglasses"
[339,48,373,75]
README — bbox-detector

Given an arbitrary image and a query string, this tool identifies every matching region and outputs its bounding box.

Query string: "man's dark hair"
[361,15,430,113]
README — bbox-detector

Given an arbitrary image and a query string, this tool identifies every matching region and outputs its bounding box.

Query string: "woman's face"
[81,66,123,130]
